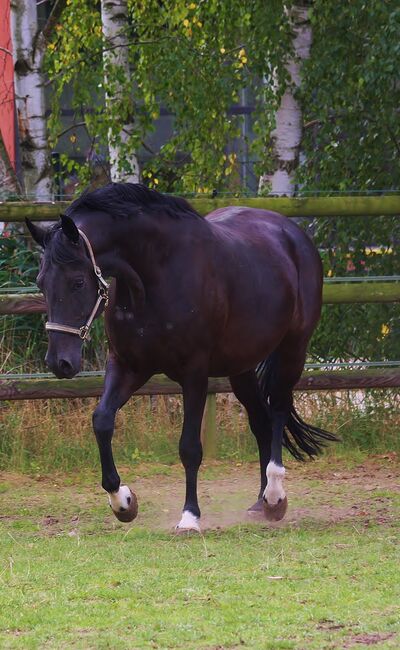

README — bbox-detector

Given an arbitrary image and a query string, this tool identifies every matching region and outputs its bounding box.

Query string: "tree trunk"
[10,0,53,200]
[259,5,312,196]
[101,0,140,183]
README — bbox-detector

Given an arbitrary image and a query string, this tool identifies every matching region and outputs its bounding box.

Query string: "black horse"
[26,183,335,531]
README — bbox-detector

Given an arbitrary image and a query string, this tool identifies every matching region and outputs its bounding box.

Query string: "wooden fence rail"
[0,368,399,401]
[1,195,400,221]
[1,281,399,315]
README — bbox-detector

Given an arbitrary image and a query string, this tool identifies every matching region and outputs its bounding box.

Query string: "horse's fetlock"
[102,476,120,494]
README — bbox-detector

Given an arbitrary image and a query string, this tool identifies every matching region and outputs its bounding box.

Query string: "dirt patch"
[1,456,399,534]
[343,632,396,647]
[134,456,400,532]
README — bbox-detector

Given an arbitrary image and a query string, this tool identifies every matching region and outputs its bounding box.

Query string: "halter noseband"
[45,229,109,341]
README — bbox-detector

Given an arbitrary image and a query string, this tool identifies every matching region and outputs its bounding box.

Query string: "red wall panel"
[0,0,16,169]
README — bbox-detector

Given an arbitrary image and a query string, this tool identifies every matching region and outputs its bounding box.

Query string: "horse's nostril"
[59,358,73,374]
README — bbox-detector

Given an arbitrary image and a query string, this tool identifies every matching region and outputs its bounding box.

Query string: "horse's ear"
[60,213,79,244]
[25,218,47,248]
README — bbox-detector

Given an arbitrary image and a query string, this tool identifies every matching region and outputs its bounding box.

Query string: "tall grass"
[0,390,398,474]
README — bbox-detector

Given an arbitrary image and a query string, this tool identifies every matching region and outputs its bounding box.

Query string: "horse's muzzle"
[46,353,80,379]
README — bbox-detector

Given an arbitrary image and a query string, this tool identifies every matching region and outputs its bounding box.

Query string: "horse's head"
[26,215,107,379]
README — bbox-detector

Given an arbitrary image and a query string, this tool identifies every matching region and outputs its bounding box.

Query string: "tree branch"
[57,122,86,139]
[41,0,68,42]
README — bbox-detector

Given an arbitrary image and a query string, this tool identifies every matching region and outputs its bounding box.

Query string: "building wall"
[0,0,16,171]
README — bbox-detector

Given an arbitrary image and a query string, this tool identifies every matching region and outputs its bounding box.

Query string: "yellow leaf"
[154,178,159,185]
[189,2,196,8]
[238,48,246,58]
[381,324,390,336]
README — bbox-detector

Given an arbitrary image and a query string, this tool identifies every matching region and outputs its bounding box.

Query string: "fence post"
[201,393,217,459]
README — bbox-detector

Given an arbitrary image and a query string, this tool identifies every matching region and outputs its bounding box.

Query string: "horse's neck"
[80,212,204,305]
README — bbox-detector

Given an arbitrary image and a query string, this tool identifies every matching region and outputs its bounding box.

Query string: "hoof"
[111,488,138,523]
[247,498,265,514]
[175,526,201,536]
[175,510,201,534]
[263,496,288,522]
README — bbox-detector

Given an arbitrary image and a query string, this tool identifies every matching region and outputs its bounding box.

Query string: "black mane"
[66,183,202,221]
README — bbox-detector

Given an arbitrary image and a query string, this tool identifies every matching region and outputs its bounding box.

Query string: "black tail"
[256,354,339,461]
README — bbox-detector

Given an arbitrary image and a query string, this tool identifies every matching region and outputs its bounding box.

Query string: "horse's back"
[206,206,323,334]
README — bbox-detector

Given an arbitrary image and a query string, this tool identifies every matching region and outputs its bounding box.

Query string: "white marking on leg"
[263,461,286,505]
[176,510,201,532]
[108,485,132,512]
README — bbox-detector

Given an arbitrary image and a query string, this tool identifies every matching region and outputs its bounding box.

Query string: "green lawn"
[0,459,399,649]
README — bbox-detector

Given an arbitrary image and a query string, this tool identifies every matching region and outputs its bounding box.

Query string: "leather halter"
[45,229,109,341]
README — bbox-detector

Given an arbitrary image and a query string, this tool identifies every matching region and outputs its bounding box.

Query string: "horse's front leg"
[92,355,149,522]
[176,374,208,533]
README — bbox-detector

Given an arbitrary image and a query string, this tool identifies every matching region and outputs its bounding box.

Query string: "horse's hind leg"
[92,355,150,522]
[259,340,308,522]
[229,370,272,513]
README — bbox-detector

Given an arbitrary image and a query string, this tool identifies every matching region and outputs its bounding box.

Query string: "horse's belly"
[208,325,285,377]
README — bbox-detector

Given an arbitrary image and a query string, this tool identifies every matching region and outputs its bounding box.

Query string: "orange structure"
[0,0,16,170]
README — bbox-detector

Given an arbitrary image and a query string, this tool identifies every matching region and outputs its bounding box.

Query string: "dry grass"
[0,389,399,473]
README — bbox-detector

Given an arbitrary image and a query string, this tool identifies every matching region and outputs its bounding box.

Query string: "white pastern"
[176,510,201,532]
[264,461,286,505]
[108,485,132,512]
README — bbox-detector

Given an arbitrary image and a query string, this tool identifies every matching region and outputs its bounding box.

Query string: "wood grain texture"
[0,293,47,315]
[1,195,399,221]
[0,369,399,401]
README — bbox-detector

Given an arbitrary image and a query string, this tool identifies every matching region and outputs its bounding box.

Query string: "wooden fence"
[1,194,400,220]
[1,281,400,316]
[1,196,399,455]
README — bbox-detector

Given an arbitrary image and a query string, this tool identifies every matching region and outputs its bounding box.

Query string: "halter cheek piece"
[45,229,109,341]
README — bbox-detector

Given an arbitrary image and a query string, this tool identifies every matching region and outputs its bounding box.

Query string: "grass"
[0,458,399,649]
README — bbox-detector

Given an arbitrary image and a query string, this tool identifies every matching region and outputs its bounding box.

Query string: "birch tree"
[259,4,311,195]
[10,0,66,200]
[101,0,139,182]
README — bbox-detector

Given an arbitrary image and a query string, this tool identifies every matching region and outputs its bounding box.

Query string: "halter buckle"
[79,325,90,340]
[98,286,109,307]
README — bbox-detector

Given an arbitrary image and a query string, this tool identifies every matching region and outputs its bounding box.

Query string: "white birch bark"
[101,0,140,183]
[10,0,53,200]
[259,5,312,196]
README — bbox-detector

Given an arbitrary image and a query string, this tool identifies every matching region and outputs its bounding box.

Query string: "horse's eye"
[73,278,85,290]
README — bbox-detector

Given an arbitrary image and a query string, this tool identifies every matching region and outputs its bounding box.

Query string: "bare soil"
[1,453,399,534]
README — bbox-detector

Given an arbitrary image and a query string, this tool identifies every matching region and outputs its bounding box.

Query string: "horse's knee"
[93,406,115,437]
[179,435,202,468]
